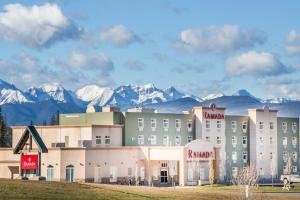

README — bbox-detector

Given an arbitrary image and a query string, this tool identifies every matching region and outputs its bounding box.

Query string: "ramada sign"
[21,154,38,170]
[204,103,224,119]
[188,150,214,159]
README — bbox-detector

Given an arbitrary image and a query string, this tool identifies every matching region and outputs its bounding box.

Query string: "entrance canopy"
[13,126,48,154]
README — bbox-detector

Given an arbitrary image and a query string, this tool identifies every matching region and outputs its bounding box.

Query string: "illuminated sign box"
[21,154,38,170]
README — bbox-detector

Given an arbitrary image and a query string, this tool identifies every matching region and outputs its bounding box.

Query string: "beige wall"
[0,148,19,179]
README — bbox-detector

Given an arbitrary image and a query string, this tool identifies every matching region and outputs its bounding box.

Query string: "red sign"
[204,112,224,119]
[188,150,214,159]
[21,155,38,170]
[210,103,216,111]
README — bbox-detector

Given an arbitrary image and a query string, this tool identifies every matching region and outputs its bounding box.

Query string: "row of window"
[138,118,193,132]
[257,121,297,133]
[231,151,248,163]
[232,166,298,177]
[136,135,193,146]
[96,136,111,145]
[231,136,248,148]
[282,137,298,148]
[282,151,298,162]
[205,120,248,133]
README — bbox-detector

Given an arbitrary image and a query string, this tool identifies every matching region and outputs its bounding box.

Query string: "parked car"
[280,174,300,183]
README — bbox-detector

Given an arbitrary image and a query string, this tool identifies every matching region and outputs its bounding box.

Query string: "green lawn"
[0,179,299,200]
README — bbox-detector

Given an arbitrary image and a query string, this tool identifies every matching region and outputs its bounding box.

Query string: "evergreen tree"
[50,110,60,125]
[0,106,8,147]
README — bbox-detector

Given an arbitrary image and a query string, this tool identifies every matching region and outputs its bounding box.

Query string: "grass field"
[0,179,300,200]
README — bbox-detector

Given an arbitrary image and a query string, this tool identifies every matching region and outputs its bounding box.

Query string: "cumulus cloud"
[264,77,300,99]
[124,59,146,71]
[0,3,81,48]
[100,25,140,47]
[172,63,212,74]
[225,51,292,77]
[0,51,115,89]
[286,30,300,55]
[174,25,266,53]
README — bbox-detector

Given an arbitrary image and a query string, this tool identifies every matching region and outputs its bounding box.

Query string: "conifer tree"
[0,106,8,147]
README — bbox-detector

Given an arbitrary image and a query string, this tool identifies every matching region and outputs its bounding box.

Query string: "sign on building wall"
[21,154,38,170]
[186,139,214,161]
[203,103,224,119]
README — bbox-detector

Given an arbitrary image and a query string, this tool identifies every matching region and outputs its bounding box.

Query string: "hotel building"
[0,104,299,186]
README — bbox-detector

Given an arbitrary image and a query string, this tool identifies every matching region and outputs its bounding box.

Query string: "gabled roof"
[13,126,48,154]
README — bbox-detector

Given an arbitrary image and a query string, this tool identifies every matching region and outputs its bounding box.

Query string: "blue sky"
[0,0,299,100]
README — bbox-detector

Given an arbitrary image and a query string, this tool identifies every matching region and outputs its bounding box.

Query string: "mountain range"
[0,79,299,126]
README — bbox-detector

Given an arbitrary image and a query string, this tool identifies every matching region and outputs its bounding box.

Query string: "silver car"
[280,174,300,183]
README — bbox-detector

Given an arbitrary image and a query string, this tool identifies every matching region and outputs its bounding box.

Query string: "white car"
[280,174,300,183]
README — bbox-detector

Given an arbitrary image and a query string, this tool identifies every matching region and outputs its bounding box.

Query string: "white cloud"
[286,30,300,55]
[0,3,81,48]
[225,51,292,77]
[124,59,145,71]
[67,51,114,77]
[174,25,266,53]
[0,51,115,89]
[100,25,139,47]
[265,77,300,99]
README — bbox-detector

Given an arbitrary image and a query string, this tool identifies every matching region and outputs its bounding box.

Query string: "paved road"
[264,192,300,196]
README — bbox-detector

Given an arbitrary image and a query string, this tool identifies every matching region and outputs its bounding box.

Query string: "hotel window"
[150,135,157,145]
[259,122,264,130]
[175,119,181,130]
[217,120,221,129]
[128,168,132,178]
[105,136,111,145]
[292,137,297,148]
[232,136,237,147]
[151,118,157,130]
[282,122,287,133]
[270,137,273,144]
[205,120,210,129]
[163,135,169,146]
[242,121,247,133]
[270,152,273,160]
[109,166,117,182]
[96,136,101,145]
[187,120,192,132]
[231,121,237,131]
[232,167,238,178]
[242,136,247,148]
[259,137,263,145]
[270,122,274,130]
[282,137,287,148]
[217,136,222,144]
[138,135,144,145]
[283,151,287,162]
[138,118,144,130]
[187,136,193,143]
[47,165,54,181]
[293,152,297,162]
[242,152,247,163]
[259,152,263,160]
[232,151,237,163]
[259,168,264,176]
[205,136,210,142]
[293,166,298,173]
[292,122,297,133]
[163,119,169,130]
[175,136,181,146]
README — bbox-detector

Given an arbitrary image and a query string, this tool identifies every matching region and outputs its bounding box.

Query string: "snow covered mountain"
[203,93,224,101]
[0,79,32,105]
[1,78,300,125]
[27,83,75,103]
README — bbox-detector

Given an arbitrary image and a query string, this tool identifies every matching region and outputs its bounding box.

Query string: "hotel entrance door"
[160,163,168,183]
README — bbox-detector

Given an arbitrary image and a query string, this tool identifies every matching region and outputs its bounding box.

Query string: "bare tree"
[232,164,258,199]
[209,157,215,185]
